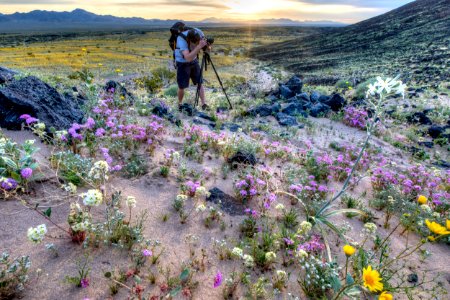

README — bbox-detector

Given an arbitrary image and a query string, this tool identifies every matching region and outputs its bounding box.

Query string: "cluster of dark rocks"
[406,110,450,143]
[247,75,346,127]
[0,67,84,130]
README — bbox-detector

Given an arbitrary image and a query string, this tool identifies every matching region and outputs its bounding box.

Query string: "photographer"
[175,28,210,111]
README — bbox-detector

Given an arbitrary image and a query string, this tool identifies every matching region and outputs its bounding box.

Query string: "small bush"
[164,85,178,97]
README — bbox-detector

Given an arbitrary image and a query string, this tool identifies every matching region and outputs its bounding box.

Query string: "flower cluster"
[343,106,368,129]
[234,174,266,203]
[81,189,103,207]
[27,224,47,243]
[67,202,91,233]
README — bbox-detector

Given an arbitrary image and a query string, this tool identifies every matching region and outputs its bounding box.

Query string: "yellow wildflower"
[363,265,383,292]
[446,220,450,231]
[425,219,450,235]
[379,291,393,300]
[343,245,356,257]
[417,195,427,205]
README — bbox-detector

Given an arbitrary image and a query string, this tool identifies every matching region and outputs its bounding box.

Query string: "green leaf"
[344,287,361,298]
[43,207,52,218]
[330,275,342,292]
[180,268,189,282]
[346,273,354,285]
[104,272,112,278]
[1,156,17,169]
[134,275,141,284]
[170,286,182,297]
[323,208,365,218]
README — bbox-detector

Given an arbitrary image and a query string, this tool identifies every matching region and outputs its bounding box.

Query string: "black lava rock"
[224,123,241,132]
[321,94,346,111]
[279,85,295,99]
[0,75,83,130]
[282,103,308,117]
[418,141,434,148]
[179,103,195,116]
[104,80,134,99]
[196,111,214,122]
[248,103,280,117]
[296,92,310,102]
[310,91,321,102]
[407,274,418,284]
[0,67,16,84]
[276,112,298,126]
[407,112,432,125]
[206,187,245,216]
[285,75,303,94]
[309,102,331,117]
[228,151,257,167]
[428,125,444,139]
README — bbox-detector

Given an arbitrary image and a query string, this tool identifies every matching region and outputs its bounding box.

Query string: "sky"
[0,0,415,23]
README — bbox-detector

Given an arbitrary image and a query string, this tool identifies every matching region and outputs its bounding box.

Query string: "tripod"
[194,51,233,109]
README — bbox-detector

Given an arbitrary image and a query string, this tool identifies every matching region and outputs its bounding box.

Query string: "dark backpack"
[169,22,192,65]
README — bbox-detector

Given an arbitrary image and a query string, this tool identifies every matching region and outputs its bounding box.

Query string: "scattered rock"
[418,141,433,148]
[310,91,321,103]
[284,75,303,94]
[196,111,214,122]
[320,93,346,111]
[0,67,16,84]
[282,103,308,117]
[309,102,331,117]
[206,187,244,216]
[275,112,298,126]
[224,123,241,132]
[433,160,450,169]
[248,103,280,117]
[428,125,444,139]
[279,85,294,99]
[407,273,418,284]
[0,75,83,130]
[104,80,134,99]
[228,151,257,167]
[296,92,310,102]
[179,103,195,116]
[407,112,432,125]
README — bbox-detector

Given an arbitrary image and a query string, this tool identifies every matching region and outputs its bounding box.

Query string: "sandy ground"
[1,112,449,300]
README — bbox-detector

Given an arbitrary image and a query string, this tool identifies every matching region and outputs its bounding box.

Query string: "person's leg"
[191,61,207,107]
[177,62,189,107]
[199,84,206,106]
[178,88,184,106]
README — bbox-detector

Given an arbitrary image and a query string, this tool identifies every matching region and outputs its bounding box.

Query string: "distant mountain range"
[0,9,346,33]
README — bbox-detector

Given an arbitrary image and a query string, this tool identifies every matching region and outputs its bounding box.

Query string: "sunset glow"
[0,0,414,23]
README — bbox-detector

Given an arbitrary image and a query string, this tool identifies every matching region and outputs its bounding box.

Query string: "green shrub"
[0,252,31,299]
[50,151,92,186]
[355,78,377,100]
[164,85,178,97]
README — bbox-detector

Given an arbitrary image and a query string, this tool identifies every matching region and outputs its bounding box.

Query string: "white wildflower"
[27,224,47,243]
[243,254,254,267]
[81,189,103,206]
[231,247,243,258]
[126,196,137,208]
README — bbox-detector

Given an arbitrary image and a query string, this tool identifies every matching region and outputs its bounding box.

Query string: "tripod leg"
[194,56,206,108]
[206,55,233,109]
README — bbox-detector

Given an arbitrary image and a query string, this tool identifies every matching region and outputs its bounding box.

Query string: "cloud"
[0,0,75,3]
[117,0,229,9]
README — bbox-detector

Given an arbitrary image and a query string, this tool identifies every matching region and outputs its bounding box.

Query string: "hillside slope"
[250,0,450,85]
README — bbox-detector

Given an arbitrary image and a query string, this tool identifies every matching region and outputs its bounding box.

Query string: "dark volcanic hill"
[250,0,450,86]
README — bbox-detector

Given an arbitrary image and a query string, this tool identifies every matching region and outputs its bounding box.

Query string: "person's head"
[187,29,202,44]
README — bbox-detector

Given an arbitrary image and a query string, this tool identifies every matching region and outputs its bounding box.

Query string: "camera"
[202,36,214,51]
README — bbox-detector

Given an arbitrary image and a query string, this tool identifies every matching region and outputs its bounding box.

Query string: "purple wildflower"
[80,278,89,288]
[213,271,223,288]
[1,178,18,191]
[142,249,152,257]
[20,167,33,179]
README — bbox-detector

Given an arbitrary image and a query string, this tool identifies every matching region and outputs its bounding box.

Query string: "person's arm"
[182,39,208,62]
